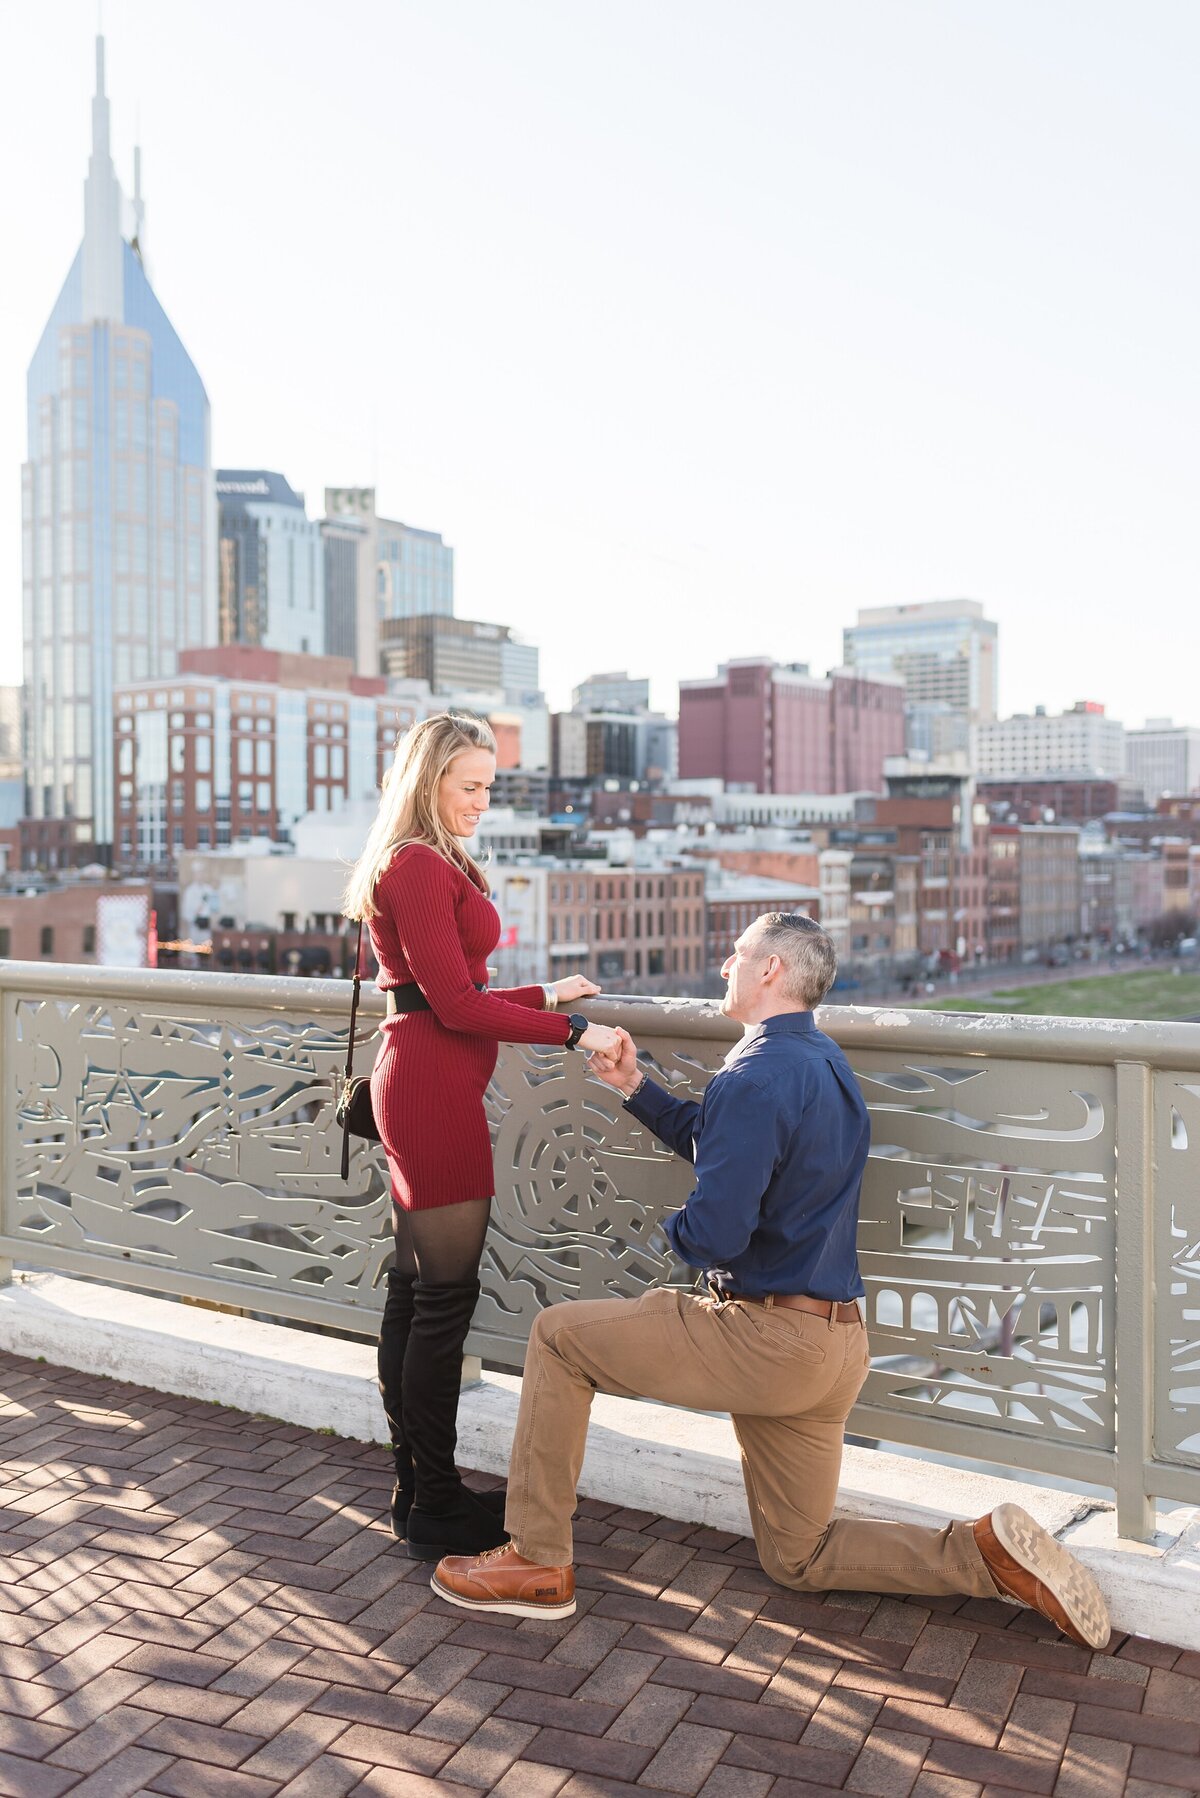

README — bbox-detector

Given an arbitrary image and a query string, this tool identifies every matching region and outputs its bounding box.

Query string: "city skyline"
[2,1,1197,727]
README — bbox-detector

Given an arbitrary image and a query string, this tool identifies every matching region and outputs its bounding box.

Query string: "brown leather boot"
[973,1503,1110,1649]
[431,1543,576,1619]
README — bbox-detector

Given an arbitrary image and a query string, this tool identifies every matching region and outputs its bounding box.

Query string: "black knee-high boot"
[403,1278,508,1559]
[377,1268,417,1538]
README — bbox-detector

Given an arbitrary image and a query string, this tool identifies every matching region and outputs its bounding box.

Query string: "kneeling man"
[433,912,1109,1649]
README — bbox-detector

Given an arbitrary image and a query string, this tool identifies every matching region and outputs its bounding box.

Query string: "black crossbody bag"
[336,919,382,1178]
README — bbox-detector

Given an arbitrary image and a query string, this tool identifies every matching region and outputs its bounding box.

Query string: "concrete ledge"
[3,1271,1198,1650]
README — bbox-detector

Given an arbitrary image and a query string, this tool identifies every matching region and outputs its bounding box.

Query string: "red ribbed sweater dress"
[368,843,573,1209]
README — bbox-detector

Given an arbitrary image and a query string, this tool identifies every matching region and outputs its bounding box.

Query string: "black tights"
[377,1198,491,1509]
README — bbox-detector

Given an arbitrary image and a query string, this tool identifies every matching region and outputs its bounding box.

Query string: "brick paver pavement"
[2,1347,1198,1797]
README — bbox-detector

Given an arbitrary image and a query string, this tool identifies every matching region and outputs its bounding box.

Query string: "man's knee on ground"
[754,1518,833,1592]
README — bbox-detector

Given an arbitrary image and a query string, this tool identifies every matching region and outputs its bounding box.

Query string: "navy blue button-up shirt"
[623,1011,869,1301]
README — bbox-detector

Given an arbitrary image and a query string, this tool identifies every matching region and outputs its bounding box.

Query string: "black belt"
[385,982,485,1015]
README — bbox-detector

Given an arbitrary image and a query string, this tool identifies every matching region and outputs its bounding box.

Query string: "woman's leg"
[376,1206,418,1531]
[401,1197,508,1557]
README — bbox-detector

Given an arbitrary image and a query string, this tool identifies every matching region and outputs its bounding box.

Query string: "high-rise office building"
[1125,719,1200,801]
[379,614,513,691]
[843,600,998,753]
[217,471,324,656]
[501,635,540,698]
[320,513,368,663]
[323,487,453,676]
[978,701,1125,782]
[572,671,651,714]
[22,38,216,861]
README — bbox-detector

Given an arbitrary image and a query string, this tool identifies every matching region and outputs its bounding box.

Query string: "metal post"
[1114,1059,1156,1541]
[0,992,10,1288]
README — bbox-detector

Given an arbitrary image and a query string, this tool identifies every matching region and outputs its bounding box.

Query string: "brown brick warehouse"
[2,1354,1198,1798]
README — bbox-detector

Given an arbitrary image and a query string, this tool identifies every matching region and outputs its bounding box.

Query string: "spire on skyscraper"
[131,142,146,267]
[82,33,124,321]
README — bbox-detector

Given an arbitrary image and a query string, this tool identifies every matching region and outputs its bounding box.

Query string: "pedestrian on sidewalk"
[431,911,1110,1649]
[342,713,620,1561]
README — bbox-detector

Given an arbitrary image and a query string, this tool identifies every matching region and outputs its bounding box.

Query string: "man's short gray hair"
[753,912,838,1007]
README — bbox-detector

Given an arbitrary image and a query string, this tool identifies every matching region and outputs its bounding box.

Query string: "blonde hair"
[343,713,497,921]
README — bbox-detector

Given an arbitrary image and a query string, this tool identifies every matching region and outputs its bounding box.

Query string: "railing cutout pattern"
[2,964,1198,1537]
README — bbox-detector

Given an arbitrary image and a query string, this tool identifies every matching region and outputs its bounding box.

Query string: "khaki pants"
[504,1287,996,1599]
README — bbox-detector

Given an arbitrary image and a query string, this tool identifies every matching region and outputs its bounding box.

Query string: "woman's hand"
[552,976,602,1004]
[578,1023,622,1059]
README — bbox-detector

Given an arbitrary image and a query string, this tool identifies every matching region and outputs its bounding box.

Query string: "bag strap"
[341,919,365,1182]
[344,918,364,1085]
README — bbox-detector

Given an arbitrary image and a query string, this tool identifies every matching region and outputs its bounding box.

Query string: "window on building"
[256,782,271,813]
[40,926,54,957]
[82,925,96,955]
[195,779,211,812]
[197,825,211,848]
[171,779,185,809]
[648,948,664,975]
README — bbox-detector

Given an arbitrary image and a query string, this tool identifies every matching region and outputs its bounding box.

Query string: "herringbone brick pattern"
[1,1349,1197,1797]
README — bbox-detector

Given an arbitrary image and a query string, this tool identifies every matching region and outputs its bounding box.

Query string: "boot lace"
[476,1540,516,1564]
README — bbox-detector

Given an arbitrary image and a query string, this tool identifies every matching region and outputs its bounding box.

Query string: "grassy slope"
[925,967,1200,1021]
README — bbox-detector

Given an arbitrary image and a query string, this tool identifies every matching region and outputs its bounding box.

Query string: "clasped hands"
[587,1026,642,1097]
[548,977,639,1075]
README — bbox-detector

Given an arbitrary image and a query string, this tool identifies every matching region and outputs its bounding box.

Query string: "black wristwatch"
[565,1013,589,1050]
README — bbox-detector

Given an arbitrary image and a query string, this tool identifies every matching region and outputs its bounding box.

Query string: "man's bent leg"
[504,1287,826,1565]
[732,1328,996,1600]
[503,1294,683,1560]
[737,1407,995,1598]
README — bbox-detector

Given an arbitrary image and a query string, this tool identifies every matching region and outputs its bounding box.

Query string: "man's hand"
[587,1026,644,1097]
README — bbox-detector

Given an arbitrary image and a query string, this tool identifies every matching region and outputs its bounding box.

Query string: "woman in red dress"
[344,713,620,1559]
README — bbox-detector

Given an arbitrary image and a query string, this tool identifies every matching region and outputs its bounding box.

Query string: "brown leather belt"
[707,1279,861,1323]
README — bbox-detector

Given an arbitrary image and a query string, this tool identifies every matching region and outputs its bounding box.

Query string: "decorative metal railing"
[1,960,1197,1540]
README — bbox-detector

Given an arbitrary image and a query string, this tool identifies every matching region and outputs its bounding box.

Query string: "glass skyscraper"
[217,471,324,656]
[22,38,215,858]
[323,488,453,677]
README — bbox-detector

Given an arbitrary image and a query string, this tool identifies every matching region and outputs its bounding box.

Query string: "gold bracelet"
[542,984,558,1010]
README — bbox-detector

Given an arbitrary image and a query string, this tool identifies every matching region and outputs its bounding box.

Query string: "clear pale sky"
[2,0,1196,723]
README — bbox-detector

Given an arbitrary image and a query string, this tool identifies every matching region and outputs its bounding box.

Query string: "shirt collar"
[750,1011,818,1039]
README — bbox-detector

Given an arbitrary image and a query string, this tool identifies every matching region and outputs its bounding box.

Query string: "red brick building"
[547,864,707,991]
[678,660,905,795]
[113,646,421,871]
